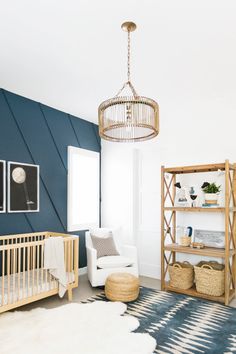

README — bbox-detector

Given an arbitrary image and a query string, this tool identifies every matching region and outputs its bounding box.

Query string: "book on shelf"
[202,203,220,208]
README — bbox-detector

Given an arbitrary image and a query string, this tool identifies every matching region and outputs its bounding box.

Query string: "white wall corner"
[79,266,88,275]
[139,262,161,280]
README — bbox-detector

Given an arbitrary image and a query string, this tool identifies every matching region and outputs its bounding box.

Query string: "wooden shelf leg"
[225,160,230,305]
[172,174,176,264]
[161,166,165,290]
[233,164,236,299]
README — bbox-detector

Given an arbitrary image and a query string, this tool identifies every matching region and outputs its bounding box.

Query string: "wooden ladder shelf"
[161,160,236,305]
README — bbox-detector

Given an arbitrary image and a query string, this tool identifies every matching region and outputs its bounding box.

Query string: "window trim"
[67,146,100,231]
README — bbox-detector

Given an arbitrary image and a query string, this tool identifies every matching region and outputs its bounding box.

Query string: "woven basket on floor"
[168,261,194,290]
[194,261,225,296]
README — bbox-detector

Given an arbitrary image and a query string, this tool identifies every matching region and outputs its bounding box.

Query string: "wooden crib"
[0,231,79,313]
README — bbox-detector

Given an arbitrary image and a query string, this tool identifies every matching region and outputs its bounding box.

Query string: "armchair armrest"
[86,246,97,272]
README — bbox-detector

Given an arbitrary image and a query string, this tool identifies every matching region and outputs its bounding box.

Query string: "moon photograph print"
[0,160,6,213]
[8,162,39,212]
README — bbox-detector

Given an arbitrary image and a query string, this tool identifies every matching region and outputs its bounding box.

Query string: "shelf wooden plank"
[164,163,226,174]
[164,162,235,174]
[164,282,235,304]
[164,207,225,212]
[164,243,235,257]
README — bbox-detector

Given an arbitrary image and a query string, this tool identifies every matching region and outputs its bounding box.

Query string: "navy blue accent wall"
[0,89,101,267]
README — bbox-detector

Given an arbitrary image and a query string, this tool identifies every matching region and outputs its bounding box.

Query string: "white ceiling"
[0,0,236,124]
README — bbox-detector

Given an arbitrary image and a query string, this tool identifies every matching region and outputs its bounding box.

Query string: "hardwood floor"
[13,274,236,311]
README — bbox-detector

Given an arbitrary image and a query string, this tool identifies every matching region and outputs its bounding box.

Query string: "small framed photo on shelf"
[174,183,191,207]
[0,160,6,213]
[8,162,40,213]
[193,229,225,249]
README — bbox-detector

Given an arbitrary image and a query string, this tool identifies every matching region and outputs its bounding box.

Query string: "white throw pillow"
[97,256,134,269]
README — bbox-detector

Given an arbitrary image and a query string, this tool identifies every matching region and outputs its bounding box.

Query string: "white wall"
[101,144,135,245]
[101,1,236,278]
[101,95,236,279]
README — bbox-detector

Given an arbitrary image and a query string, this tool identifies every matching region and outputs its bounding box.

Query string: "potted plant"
[201,182,221,205]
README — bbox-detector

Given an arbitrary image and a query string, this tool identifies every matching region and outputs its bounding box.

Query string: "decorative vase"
[204,193,218,205]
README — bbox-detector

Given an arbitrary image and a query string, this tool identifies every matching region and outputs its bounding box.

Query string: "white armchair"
[85,228,139,287]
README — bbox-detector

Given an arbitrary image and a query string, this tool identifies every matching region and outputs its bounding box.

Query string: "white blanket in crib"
[0,270,75,306]
[44,237,67,297]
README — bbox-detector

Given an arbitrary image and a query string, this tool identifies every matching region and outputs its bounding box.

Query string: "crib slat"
[10,241,13,278]
[63,240,66,289]
[45,244,48,290]
[26,236,28,297]
[37,243,39,294]
[2,250,4,306]
[71,240,74,283]
[41,243,44,291]
[70,240,73,282]
[7,249,10,304]
[68,240,70,283]
[23,246,25,298]
[32,245,35,295]
[74,237,79,286]
[18,247,21,300]
[11,246,13,300]
[27,246,30,297]
[67,240,69,282]
[12,249,15,303]
[30,239,32,285]
[65,240,68,278]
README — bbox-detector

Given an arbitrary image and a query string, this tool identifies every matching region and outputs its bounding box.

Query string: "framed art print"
[193,229,225,248]
[8,162,40,213]
[0,160,6,213]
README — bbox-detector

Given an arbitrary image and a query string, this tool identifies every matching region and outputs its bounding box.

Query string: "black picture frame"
[8,162,40,213]
[0,160,6,213]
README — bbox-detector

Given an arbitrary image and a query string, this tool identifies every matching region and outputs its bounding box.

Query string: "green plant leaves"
[202,182,221,194]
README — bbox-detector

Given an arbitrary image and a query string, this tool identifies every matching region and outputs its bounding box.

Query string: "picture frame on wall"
[8,162,40,213]
[0,160,6,213]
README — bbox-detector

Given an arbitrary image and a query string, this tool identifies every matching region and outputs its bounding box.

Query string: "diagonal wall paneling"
[0,89,101,267]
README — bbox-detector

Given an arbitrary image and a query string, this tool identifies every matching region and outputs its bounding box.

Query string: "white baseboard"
[79,264,160,279]
[139,263,161,280]
[79,266,87,275]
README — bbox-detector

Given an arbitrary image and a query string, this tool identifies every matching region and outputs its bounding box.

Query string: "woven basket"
[180,236,191,247]
[194,261,225,296]
[168,261,194,290]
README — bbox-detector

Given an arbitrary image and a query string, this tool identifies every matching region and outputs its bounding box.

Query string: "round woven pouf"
[105,273,140,302]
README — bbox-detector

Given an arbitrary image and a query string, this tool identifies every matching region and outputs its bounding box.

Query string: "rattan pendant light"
[98,22,159,142]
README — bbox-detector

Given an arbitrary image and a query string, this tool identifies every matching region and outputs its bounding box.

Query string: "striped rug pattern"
[82,287,236,354]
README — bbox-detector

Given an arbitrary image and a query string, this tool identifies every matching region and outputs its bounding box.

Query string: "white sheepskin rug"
[0,301,156,354]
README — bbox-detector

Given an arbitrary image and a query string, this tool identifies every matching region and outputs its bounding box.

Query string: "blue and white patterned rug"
[83,287,236,354]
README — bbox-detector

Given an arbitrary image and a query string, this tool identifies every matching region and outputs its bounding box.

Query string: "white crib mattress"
[0,270,75,306]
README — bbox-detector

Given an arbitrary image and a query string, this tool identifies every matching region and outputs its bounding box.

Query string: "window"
[67,146,100,231]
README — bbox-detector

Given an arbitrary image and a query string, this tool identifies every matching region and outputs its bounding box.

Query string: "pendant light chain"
[115,25,138,97]
[127,29,131,82]
[127,28,138,97]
